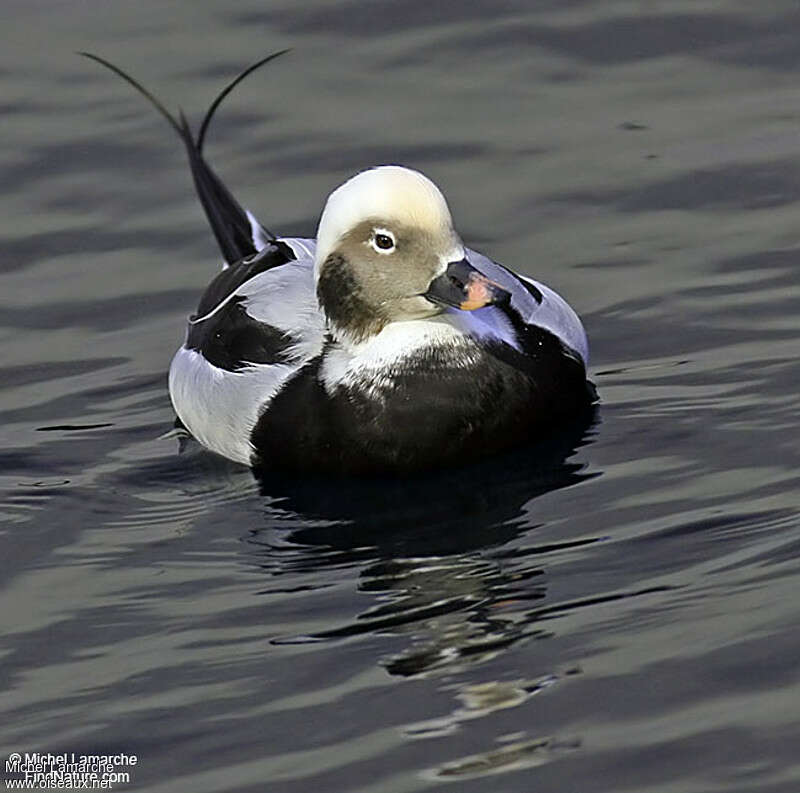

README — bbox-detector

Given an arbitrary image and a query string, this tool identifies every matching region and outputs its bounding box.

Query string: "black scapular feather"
[79,49,291,264]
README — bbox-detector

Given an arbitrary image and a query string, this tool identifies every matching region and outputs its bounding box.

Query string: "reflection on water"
[247,411,598,676]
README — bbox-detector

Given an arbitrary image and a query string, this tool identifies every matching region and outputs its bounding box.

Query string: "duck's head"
[314,166,510,343]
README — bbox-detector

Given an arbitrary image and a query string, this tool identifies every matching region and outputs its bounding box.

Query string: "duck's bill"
[424,258,511,311]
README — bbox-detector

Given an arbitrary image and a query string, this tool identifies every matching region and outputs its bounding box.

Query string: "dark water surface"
[2,2,800,791]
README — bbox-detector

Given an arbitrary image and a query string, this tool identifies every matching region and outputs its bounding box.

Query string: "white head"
[314,166,509,343]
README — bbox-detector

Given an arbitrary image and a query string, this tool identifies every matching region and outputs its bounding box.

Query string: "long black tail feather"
[79,52,183,135]
[197,49,290,154]
[177,110,262,264]
[80,50,290,264]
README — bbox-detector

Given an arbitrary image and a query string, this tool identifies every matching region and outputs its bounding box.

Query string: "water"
[2,2,800,791]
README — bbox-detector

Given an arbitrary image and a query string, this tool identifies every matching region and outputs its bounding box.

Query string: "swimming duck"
[86,52,596,475]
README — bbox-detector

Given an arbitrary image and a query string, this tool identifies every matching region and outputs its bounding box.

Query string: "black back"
[185,243,298,371]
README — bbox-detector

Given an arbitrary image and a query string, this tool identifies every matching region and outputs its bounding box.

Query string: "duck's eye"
[372,231,396,252]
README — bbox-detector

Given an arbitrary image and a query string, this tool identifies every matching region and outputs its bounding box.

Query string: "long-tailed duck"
[85,52,596,475]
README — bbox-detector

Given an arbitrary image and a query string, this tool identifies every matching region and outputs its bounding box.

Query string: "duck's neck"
[316,253,386,345]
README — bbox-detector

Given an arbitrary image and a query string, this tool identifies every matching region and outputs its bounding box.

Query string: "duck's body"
[169,234,591,473]
[87,52,596,475]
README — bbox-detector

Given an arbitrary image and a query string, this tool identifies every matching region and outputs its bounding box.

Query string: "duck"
[85,51,597,475]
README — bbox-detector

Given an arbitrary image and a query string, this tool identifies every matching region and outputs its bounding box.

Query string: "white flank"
[464,248,590,366]
[168,347,299,465]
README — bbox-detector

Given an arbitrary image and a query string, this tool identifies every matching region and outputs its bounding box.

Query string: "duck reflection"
[246,408,599,677]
